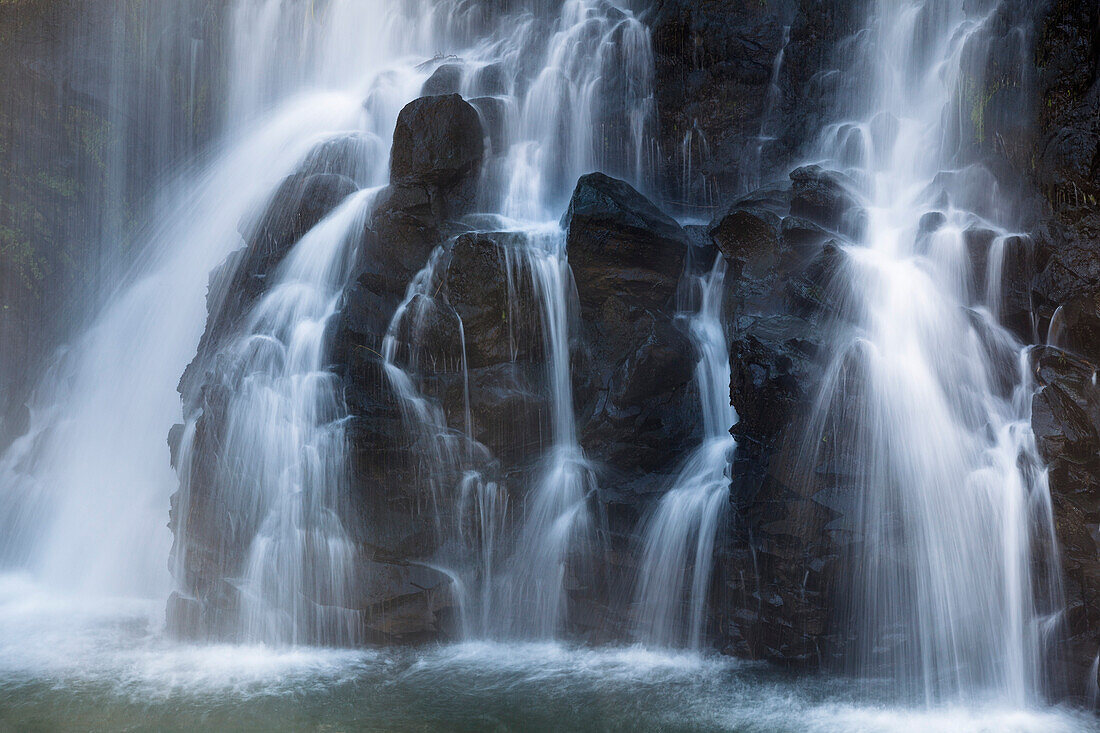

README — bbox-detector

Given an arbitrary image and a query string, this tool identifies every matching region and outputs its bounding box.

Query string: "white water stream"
[0,0,1087,727]
[803,0,1062,705]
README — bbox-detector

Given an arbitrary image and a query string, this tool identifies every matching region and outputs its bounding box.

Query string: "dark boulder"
[390,94,484,205]
[421,64,464,97]
[1030,346,1100,696]
[789,165,864,239]
[364,94,486,296]
[711,206,782,264]
[564,172,689,312]
[563,173,700,555]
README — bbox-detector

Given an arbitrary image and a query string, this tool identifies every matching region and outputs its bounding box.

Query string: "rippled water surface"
[0,576,1093,732]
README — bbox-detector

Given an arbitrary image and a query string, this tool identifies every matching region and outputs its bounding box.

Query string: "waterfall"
[498,229,594,639]
[634,257,736,650]
[0,95,362,598]
[369,0,653,641]
[802,0,1062,704]
[218,189,376,645]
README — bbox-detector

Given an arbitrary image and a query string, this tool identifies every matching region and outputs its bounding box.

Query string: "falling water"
[803,0,1062,704]
[498,229,595,639]
[370,0,653,640]
[220,190,376,645]
[635,258,736,650]
[0,0,1098,729]
[741,24,791,195]
[0,95,362,598]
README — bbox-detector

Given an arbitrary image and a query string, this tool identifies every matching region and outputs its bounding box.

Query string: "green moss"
[968,80,1000,145]
[33,171,77,200]
[0,223,44,291]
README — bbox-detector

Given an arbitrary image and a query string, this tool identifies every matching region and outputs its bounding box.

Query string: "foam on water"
[1,575,1093,732]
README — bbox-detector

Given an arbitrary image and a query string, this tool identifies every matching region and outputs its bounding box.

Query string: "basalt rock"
[389,93,484,213]
[565,172,689,312]
[172,94,489,644]
[555,173,701,635]
[710,179,848,667]
[1031,346,1100,695]
[563,173,697,471]
[368,94,486,294]
[421,64,464,97]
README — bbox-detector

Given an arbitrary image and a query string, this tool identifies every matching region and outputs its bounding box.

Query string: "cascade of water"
[0,95,362,598]
[367,0,653,640]
[802,0,1062,704]
[498,228,595,639]
[634,258,736,650]
[0,0,653,645]
[227,190,376,644]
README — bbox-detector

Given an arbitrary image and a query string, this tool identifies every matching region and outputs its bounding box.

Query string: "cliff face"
[649,0,1100,698]
[160,0,1100,703]
[1027,0,1100,697]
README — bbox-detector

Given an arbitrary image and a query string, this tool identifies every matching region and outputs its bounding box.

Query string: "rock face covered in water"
[171,93,487,643]
[158,0,1100,706]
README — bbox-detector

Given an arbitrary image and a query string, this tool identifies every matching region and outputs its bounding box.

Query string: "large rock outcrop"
[708,174,849,665]
[170,93,486,643]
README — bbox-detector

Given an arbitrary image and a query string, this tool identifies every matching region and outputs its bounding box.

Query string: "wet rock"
[963,226,997,297]
[390,94,484,203]
[611,315,697,408]
[707,177,848,667]
[650,0,798,208]
[472,62,508,96]
[1056,293,1100,357]
[789,165,864,239]
[470,96,509,155]
[299,132,384,186]
[365,94,486,296]
[710,206,782,264]
[421,64,463,96]
[919,211,946,233]
[243,172,358,276]
[442,231,542,369]
[991,234,1038,342]
[357,561,458,644]
[780,216,830,251]
[1030,346,1100,695]
[442,362,550,465]
[564,172,689,312]
[560,174,699,514]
